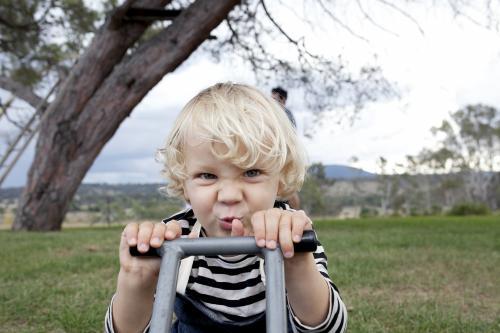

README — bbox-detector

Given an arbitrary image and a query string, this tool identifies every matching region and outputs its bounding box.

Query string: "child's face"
[182,135,280,237]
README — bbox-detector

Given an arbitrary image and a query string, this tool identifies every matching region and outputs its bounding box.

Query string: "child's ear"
[277,180,285,197]
[182,187,190,204]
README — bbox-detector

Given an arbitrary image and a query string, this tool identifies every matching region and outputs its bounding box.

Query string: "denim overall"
[171,294,294,333]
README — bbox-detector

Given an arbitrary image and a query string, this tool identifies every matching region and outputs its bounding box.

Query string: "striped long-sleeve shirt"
[105,203,347,333]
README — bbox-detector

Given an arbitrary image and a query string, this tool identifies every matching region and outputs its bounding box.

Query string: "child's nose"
[217,180,243,204]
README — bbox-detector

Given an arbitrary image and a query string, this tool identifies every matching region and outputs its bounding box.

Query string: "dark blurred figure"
[271,86,300,209]
[271,87,297,127]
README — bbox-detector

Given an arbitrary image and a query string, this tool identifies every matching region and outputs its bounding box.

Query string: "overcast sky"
[2,2,500,187]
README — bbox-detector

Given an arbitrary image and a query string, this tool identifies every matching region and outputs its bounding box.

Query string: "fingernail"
[257,239,266,247]
[139,243,148,251]
[284,251,293,258]
[267,240,276,249]
[128,238,137,245]
[152,237,161,245]
[293,235,301,242]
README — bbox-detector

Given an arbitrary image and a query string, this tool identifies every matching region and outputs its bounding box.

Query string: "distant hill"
[0,187,22,202]
[0,165,375,202]
[324,164,376,180]
[0,183,167,203]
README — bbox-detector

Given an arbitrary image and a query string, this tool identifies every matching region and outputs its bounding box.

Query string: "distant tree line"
[300,104,499,217]
[67,183,184,224]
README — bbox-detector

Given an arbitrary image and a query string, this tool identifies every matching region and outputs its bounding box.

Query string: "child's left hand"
[244,208,313,258]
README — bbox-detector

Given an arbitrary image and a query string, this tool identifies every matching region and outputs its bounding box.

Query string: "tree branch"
[375,0,425,35]
[259,0,313,55]
[0,76,44,109]
[355,0,399,37]
[39,0,171,129]
[0,14,36,31]
[318,0,369,42]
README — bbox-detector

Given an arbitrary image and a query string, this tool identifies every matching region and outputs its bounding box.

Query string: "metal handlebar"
[130,230,318,333]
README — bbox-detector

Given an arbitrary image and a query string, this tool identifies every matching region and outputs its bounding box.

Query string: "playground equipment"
[131,230,318,333]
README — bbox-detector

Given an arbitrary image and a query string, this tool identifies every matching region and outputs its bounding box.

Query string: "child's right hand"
[118,221,182,282]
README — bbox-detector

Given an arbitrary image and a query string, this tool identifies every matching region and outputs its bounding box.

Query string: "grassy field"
[0,216,499,332]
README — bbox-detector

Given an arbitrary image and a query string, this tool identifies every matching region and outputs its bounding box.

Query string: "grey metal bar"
[263,248,287,333]
[149,245,183,333]
[148,236,286,333]
[160,236,264,256]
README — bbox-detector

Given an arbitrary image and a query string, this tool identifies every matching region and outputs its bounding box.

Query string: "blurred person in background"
[272,86,301,209]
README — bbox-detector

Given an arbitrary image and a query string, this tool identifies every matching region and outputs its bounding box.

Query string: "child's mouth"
[219,217,240,231]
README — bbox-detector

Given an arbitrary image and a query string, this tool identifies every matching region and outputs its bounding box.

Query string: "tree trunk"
[13,0,240,230]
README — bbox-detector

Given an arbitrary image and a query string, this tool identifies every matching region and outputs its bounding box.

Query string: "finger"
[119,229,134,269]
[231,219,245,237]
[304,216,313,230]
[124,223,139,246]
[120,229,131,254]
[137,222,154,253]
[291,210,311,243]
[251,211,266,247]
[150,223,166,248]
[241,217,253,235]
[278,212,294,258]
[164,220,182,240]
[264,208,281,249]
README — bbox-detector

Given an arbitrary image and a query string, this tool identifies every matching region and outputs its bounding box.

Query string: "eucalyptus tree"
[1,0,396,230]
[416,104,500,208]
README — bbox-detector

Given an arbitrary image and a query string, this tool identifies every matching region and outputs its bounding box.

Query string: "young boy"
[105,83,347,333]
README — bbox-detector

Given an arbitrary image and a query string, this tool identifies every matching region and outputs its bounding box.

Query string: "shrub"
[361,206,378,218]
[448,202,490,216]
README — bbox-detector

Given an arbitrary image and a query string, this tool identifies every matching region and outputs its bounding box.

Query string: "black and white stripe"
[186,254,266,318]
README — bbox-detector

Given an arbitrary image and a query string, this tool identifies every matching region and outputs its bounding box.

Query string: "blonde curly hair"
[158,82,307,199]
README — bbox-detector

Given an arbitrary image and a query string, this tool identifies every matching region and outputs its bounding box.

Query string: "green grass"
[315,216,500,333]
[0,227,120,333]
[0,216,499,332]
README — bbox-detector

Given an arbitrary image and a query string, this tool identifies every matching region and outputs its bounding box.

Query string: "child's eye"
[197,173,217,180]
[244,169,261,177]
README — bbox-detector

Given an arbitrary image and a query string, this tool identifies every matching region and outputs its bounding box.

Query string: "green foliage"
[419,104,500,173]
[406,104,500,210]
[430,204,442,215]
[360,206,378,217]
[300,177,326,214]
[10,65,42,87]
[307,163,334,185]
[300,163,335,215]
[0,0,101,88]
[448,202,491,216]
